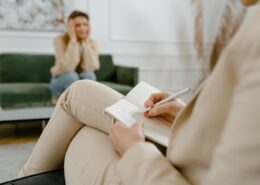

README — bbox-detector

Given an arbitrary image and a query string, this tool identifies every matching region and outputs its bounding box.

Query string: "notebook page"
[105,99,143,127]
[105,99,171,146]
[125,81,160,109]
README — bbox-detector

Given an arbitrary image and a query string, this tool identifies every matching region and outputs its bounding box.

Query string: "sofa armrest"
[115,65,139,86]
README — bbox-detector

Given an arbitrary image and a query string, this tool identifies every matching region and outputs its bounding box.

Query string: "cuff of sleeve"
[68,39,79,46]
[82,41,97,51]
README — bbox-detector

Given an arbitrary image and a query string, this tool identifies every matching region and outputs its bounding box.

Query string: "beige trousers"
[19,80,124,184]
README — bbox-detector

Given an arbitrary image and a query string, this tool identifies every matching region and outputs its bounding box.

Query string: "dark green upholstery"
[0,53,138,110]
[0,54,54,83]
[96,55,116,81]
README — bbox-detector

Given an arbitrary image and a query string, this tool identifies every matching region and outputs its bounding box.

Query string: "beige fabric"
[50,34,100,77]
[19,80,123,179]
[20,4,260,185]
[117,4,260,185]
[65,127,121,185]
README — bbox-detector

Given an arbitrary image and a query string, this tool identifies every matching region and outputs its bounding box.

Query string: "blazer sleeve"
[81,40,100,71]
[53,36,81,73]
[117,143,191,185]
[116,53,260,185]
[201,56,260,185]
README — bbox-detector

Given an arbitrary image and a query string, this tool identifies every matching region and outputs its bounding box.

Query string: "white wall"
[0,0,224,92]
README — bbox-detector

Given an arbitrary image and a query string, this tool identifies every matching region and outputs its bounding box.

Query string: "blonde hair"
[192,0,203,59]
[193,0,247,71]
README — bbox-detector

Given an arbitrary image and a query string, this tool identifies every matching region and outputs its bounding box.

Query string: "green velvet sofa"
[0,53,138,110]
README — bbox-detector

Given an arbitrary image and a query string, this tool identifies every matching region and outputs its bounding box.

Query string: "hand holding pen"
[144,88,191,123]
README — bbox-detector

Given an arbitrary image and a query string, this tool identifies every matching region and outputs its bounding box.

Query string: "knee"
[66,72,80,83]
[62,80,100,102]
[68,80,99,93]
[80,71,97,81]
[68,80,115,99]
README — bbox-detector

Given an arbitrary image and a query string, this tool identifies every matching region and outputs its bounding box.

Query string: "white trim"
[0,107,54,122]
[0,49,54,55]
[108,0,183,44]
[0,30,61,39]
[140,67,208,71]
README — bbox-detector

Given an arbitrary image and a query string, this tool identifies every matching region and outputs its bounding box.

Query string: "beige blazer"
[117,5,260,185]
[50,34,100,77]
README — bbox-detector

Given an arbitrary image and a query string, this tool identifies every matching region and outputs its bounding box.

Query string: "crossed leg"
[19,80,124,184]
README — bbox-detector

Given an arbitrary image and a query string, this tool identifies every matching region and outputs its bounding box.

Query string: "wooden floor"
[0,121,42,145]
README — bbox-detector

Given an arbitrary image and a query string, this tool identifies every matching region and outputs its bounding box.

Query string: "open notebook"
[105,81,171,147]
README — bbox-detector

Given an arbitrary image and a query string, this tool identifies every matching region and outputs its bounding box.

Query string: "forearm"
[82,42,100,71]
[55,39,81,72]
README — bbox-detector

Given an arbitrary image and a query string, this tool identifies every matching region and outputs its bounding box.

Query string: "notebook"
[105,81,172,147]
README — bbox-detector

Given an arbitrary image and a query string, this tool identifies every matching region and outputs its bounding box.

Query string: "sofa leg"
[41,120,47,131]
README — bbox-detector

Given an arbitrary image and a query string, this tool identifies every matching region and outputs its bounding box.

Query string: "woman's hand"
[108,121,145,157]
[67,19,76,41]
[81,26,91,44]
[144,92,186,123]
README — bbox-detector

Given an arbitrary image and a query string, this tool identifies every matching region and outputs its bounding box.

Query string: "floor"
[0,121,42,183]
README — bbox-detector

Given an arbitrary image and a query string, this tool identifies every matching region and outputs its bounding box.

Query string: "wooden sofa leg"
[41,120,47,131]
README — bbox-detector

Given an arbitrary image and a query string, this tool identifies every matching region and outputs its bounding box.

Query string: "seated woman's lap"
[49,72,79,97]
[49,71,97,97]
[80,71,97,81]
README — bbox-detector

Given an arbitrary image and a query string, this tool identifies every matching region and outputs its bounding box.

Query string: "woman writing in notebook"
[20,0,260,184]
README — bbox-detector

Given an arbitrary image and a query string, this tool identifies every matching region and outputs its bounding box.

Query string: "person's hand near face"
[74,16,91,43]
[67,19,76,41]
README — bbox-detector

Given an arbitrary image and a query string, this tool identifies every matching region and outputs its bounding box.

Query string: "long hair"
[209,0,246,71]
[192,0,203,59]
[193,0,247,71]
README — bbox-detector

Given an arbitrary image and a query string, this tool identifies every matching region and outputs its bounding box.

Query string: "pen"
[144,88,192,112]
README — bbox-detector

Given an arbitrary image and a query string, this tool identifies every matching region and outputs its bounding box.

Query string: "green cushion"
[0,53,137,110]
[100,81,132,95]
[116,65,139,86]
[95,55,116,81]
[0,53,54,83]
[0,83,52,109]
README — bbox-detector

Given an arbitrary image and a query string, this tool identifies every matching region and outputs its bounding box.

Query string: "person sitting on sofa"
[49,10,100,98]
[19,0,260,184]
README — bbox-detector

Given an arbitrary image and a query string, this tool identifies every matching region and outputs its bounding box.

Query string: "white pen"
[144,88,192,112]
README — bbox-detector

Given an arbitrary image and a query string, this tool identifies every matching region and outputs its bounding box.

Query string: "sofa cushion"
[0,81,131,110]
[0,53,138,112]
[100,81,132,95]
[0,53,54,83]
[95,55,116,81]
[0,83,52,109]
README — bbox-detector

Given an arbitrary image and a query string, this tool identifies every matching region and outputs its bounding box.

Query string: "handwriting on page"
[107,99,143,127]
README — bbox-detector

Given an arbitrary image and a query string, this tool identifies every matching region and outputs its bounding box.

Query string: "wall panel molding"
[0,30,59,39]
[109,0,194,44]
[0,0,210,92]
